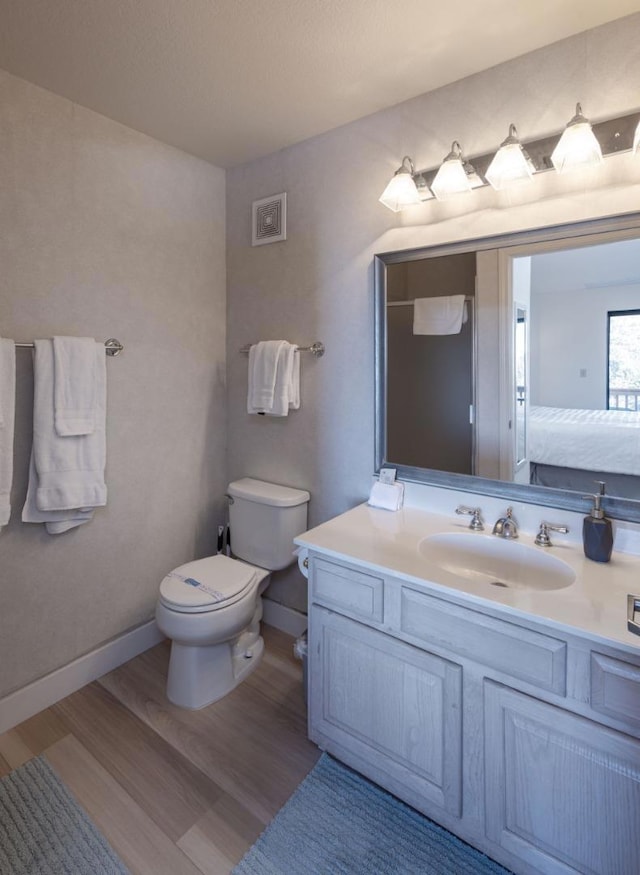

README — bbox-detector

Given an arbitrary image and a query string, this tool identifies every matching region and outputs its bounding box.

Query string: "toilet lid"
[159,555,258,613]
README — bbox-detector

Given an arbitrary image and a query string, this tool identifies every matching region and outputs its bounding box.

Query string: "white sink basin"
[418,532,576,591]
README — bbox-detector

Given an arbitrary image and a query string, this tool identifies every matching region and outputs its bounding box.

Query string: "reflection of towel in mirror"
[0,338,16,531]
[22,339,107,535]
[413,295,467,335]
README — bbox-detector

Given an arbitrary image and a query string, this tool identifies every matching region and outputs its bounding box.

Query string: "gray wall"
[531,284,640,409]
[226,14,640,612]
[0,71,227,698]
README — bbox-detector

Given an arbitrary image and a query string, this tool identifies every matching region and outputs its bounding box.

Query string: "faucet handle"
[535,521,570,547]
[455,505,484,531]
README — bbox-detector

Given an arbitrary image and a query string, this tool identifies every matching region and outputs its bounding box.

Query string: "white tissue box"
[368,480,405,511]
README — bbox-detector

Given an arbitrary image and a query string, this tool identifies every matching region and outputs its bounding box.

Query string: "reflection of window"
[608,309,640,411]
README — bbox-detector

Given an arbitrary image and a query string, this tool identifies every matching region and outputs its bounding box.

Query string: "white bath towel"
[22,339,107,534]
[53,336,97,435]
[247,341,285,411]
[0,338,16,530]
[413,295,467,335]
[248,341,299,416]
[22,449,95,533]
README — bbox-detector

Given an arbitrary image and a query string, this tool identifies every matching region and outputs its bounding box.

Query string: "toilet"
[156,478,310,709]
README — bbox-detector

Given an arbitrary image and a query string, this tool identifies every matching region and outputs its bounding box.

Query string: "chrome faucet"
[492,507,518,539]
[535,521,569,547]
[455,505,484,531]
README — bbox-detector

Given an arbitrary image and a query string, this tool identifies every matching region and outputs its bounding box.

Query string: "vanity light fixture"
[379,106,640,212]
[431,141,479,200]
[550,103,603,173]
[485,124,534,190]
[378,156,423,212]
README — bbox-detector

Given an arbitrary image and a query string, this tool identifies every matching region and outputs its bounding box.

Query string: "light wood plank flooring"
[0,625,320,875]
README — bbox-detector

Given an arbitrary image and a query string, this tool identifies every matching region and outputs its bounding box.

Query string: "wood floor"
[0,625,320,874]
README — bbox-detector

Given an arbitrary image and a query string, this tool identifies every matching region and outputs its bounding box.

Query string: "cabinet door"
[484,681,640,875]
[309,606,462,816]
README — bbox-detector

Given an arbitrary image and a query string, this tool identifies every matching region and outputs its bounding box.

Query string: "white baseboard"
[0,620,164,735]
[262,598,307,638]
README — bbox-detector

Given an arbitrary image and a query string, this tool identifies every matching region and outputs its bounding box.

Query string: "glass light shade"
[431,143,472,200]
[551,105,603,173]
[485,125,534,190]
[379,160,422,212]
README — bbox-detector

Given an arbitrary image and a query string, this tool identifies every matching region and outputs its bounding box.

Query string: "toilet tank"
[227,478,310,571]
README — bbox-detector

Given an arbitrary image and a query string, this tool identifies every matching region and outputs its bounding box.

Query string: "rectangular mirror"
[374,211,640,522]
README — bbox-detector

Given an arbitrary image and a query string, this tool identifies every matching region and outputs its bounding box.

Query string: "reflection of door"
[386,302,473,473]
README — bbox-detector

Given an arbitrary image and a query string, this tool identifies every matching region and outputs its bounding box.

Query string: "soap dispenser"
[582,481,613,563]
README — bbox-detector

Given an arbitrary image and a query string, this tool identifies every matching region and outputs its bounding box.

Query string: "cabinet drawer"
[311,558,384,623]
[591,651,640,730]
[399,586,566,695]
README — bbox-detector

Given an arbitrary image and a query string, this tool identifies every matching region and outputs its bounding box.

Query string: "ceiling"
[0,1,638,168]
[531,239,640,294]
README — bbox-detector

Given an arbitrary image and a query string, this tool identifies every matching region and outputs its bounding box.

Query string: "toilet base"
[166,629,264,709]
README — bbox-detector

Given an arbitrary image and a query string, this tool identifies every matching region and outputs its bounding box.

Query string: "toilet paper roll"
[296,547,309,579]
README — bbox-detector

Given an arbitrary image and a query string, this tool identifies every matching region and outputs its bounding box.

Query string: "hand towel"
[53,336,97,435]
[413,295,467,335]
[269,343,299,416]
[22,339,107,534]
[368,480,405,511]
[248,341,299,416]
[289,348,300,410]
[247,341,285,411]
[0,338,16,530]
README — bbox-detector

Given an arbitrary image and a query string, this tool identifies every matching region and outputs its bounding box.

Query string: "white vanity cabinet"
[307,553,640,875]
[310,606,463,817]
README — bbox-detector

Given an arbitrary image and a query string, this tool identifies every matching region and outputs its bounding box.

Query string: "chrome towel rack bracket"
[240,341,325,357]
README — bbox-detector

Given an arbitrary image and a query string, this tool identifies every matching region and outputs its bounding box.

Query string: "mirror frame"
[374,210,640,523]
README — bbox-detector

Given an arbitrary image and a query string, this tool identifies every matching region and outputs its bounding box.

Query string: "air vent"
[252,192,287,246]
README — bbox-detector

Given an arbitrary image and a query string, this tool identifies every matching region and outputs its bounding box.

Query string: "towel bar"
[15,338,124,356]
[240,341,324,357]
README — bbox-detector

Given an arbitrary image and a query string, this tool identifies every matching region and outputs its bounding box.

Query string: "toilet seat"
[159,554,258,614]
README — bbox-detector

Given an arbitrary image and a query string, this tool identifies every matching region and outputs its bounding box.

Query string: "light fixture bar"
[412,110,640,197]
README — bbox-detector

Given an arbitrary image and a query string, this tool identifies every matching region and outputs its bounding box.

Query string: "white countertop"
[296,502,640,655]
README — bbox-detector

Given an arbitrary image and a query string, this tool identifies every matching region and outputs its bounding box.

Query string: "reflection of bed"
[528,406,640,497]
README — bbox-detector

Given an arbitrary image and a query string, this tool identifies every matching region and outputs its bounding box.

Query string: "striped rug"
[234,754,511,875]
[0,756,129,874]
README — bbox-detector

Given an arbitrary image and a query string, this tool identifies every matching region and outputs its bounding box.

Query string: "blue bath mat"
[0,756,129,874]
[233,753,511,874]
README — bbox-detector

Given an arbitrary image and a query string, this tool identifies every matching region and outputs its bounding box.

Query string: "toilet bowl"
[156,478,310,709]
[156,554,270,708]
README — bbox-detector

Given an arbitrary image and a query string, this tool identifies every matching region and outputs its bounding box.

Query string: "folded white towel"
[53,336,97,435]
[0,338,16,530]
[269,344,300,416]
[289,348,300,411]
[22,339,107,534]
[248,341,285,411]
[413,295,467,335]
[248,341,299,416]
[368,480,405,511]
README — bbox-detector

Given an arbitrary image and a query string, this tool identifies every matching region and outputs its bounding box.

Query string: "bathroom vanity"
[296,502,640,875]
